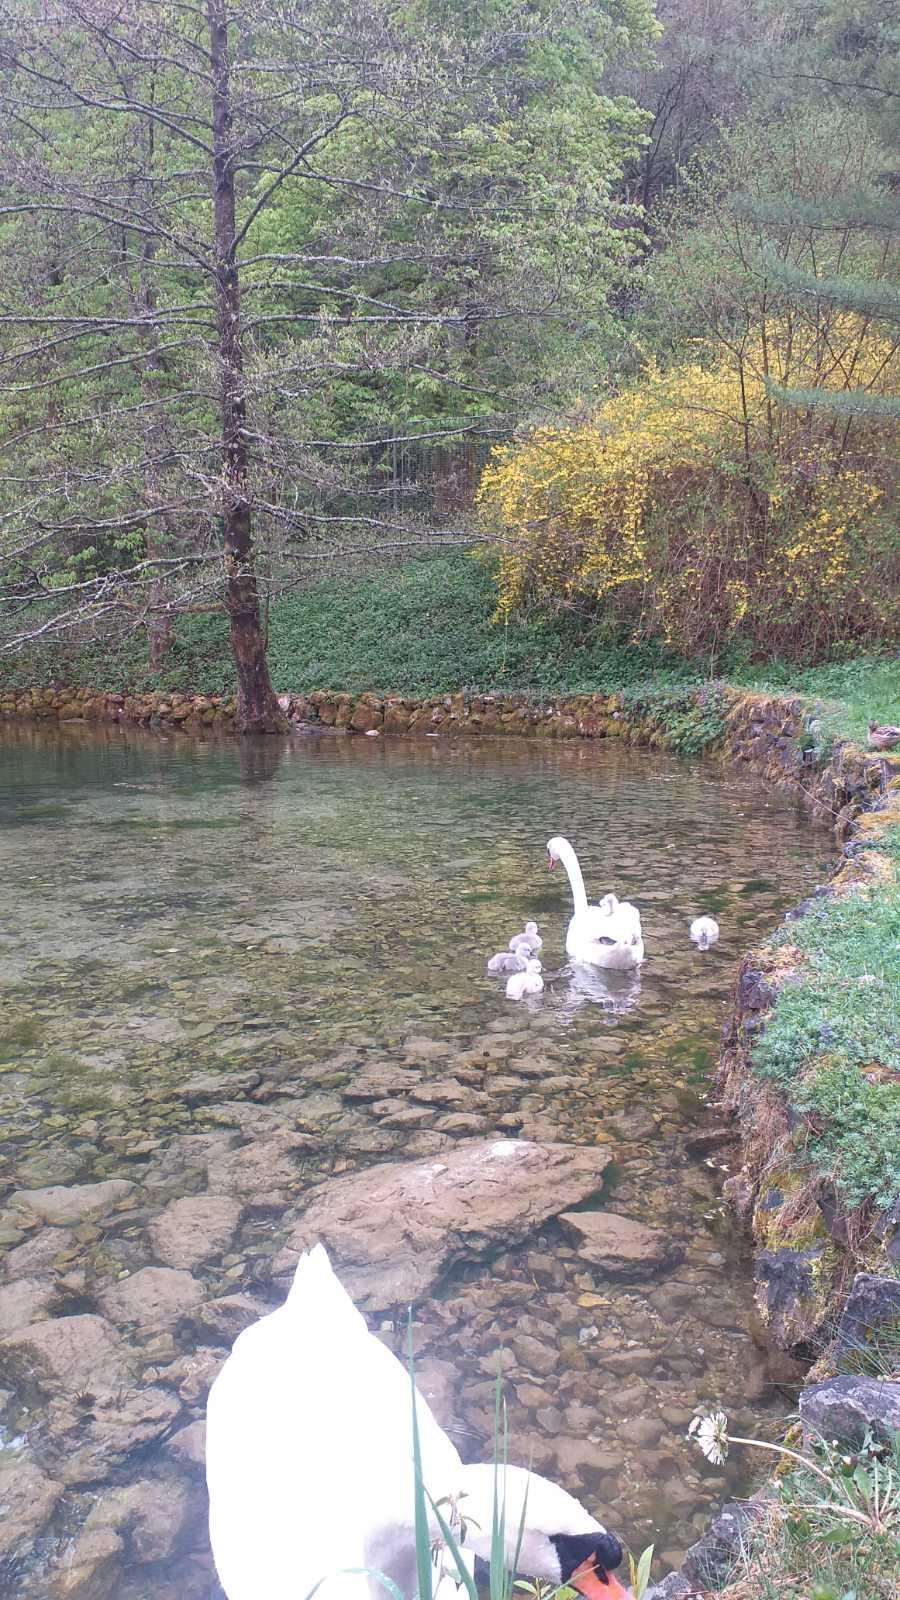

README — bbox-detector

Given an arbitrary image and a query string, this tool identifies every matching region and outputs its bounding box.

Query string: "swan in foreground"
[206,1243,629,1600]
[690,916,719,950]
[509,920,543,955]
[506,957,544,1000]
[547,837,644,969]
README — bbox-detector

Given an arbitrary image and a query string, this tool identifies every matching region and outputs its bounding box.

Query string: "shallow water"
[0,723,832,1597]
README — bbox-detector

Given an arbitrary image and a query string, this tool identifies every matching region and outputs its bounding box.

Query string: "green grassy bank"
[753,821,900,1223]
[2,556,897,745]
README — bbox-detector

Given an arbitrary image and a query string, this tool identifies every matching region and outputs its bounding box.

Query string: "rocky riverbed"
[0,726,830,1599]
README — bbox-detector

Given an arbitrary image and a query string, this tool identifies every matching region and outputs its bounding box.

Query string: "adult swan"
[547,836,644,969]
[206,1243,630,1600]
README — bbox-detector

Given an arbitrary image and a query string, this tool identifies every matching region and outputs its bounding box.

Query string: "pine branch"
[766,382,900,420]
[758,251,900,323]
[730,192,900,235]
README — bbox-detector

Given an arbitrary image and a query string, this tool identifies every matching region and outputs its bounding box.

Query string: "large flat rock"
[273,1138,612,1308]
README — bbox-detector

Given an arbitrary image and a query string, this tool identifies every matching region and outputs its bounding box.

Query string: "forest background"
[0,0,896,730]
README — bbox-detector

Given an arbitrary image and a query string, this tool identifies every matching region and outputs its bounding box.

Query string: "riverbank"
[2,555,897,746]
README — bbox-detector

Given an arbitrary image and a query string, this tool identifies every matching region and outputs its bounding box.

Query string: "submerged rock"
[61,1385,184,1484]
[557,1211,683,1278]
[205,1131,313,1210]
[82,1468,195,1564]
[0,1461,63,1567]
[3,1226,76,1278]
[197,1293,267,1344]
[165,1418,207,1469]
[0,1312,131,1396]
[274,1139,613,1308]
[182,1069,261,1104]
[0,1276,56,1335]
[8,1179,134,1227]
[340,1065,420,1101]
[100,1266,204,1329]
[148,1193,244,1270]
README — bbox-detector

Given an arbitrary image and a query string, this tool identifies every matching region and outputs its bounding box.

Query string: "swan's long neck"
[555,839,588,917]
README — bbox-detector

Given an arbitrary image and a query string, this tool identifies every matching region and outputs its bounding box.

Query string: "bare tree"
[0,1,651,727]
[610,0,765,210]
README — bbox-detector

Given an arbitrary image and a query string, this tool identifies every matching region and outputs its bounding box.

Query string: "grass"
[750,825,900,1217]
[2,555,896,749]
[716,1430,900,1600]
[0,555,692,700]
[688,1408,900,1600]
[729,656,900,749]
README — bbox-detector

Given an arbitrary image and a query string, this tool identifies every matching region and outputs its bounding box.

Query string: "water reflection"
[0,722,831,1599]
[553,962,644,1021]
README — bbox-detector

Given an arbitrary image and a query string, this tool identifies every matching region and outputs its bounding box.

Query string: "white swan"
[487,947,528,975]
[509,920,543,955]
[206,1243,629,1600]
[506,957,544,1000]
[547,837,644,970]
[690,916,719,950]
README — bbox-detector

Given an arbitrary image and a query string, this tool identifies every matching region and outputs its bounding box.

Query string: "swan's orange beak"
[570,1556,632,1600]
[548,854,556,871]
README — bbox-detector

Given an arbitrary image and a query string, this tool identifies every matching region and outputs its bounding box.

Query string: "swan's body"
[487,947,528,975]
[206,1244,628,1600]
[509,920,543,955]
[690,916,719,951]
[547,838,644,970]
[596,895,642,942]
[506,957,544,1000]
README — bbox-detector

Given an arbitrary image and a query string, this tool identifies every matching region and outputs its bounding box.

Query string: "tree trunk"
[208,0,281,733]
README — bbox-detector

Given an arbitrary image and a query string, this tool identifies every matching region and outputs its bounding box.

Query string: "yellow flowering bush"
[477,321,898,659]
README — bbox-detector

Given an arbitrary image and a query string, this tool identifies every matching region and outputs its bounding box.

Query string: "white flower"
[688,1410,730,1466]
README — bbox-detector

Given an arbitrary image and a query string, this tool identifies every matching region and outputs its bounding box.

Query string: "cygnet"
[690,916,720,951]
[509,920,543,955]
[487,948,528,975]
[506,958,544,1000]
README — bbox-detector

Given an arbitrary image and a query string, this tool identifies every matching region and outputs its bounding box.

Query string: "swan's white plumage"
[461,1463,605,1576]
[206,1244,463,1600]
[547,838,644,970]
[206,1245,619,1600]
[690,915,719,950]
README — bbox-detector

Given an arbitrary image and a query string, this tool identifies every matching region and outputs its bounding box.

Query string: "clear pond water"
[0,723,832,1598]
